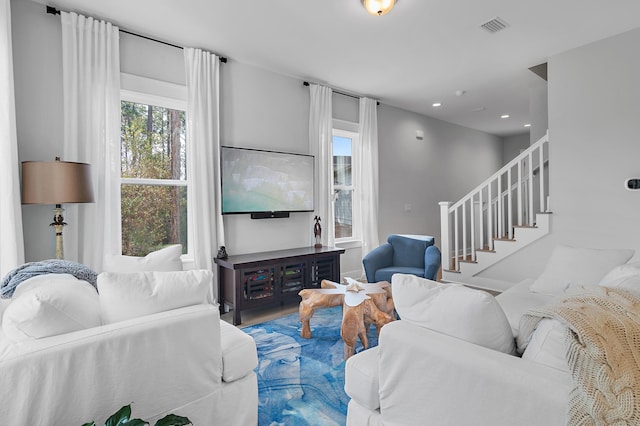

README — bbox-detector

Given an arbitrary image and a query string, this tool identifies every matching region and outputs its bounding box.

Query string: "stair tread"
[513,224,538,229]
[494,237,516,242]
[476,248,496,253]
[443,269,460,274]
[458,259,478,264]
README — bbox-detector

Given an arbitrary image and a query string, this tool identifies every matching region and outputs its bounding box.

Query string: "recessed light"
[432,102,442,107]
[523,123,531,128]
[501,114,510,119]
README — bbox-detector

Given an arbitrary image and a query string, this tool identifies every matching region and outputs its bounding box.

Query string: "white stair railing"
[440,131,549,272]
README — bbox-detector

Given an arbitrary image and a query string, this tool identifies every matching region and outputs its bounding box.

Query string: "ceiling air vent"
[480,16,510,34]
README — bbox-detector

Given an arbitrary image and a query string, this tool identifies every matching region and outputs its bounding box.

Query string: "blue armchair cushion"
[375,266,426,284]
[388,234,435,268]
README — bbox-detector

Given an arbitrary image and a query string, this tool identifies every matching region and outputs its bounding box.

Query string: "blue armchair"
[363,234,441,283]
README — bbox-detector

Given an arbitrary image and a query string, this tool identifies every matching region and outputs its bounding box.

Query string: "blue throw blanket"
[0,260,98,299]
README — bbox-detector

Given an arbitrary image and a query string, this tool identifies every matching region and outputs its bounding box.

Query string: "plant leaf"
[154,414,192,426]
[105,404,131,426]
[123,419,149,426]
[81,423,96,426]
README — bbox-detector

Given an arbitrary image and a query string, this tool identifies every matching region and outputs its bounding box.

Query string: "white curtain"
[357,97,380,256]
[309,84,335,247]
[0,0,25,276]
[184,48,223,279]
[61,12,121,270]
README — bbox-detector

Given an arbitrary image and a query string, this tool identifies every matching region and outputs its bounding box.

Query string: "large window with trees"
[120,92,188,257]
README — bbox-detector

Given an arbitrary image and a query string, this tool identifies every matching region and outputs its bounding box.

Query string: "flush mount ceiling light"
[361,0,396,16]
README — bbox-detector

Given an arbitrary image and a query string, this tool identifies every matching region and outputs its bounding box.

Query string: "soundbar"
[250,211,290,219]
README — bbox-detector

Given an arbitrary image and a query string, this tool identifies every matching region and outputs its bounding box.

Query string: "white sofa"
[0,271,258,425]
[345,245,640,426]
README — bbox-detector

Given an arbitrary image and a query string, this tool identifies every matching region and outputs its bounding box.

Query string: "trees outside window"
[120,98,187,256]
[332,128,359,241]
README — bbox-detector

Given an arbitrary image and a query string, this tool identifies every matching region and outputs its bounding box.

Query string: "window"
[332,127,359,241]
[120,90,188,256]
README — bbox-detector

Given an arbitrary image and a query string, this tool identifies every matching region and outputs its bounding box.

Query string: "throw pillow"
[102,244,183,273]
[12,273,79,299]
[599,275,640,297]
[521,318,569,373]
[2,278,101,342]
[530,245,635,295]
[598,261,640,286]
[392,274,515,354]
[98,270,213,324]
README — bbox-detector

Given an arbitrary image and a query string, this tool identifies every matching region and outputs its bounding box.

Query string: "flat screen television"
[220,146,314,217]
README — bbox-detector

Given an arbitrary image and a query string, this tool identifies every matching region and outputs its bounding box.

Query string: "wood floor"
[220,300,301,328]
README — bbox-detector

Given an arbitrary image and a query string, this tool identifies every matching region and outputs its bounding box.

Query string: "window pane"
[333,135,352,186]
[121,101,187,180]
[334,189,353,239]
[121,184,187,256]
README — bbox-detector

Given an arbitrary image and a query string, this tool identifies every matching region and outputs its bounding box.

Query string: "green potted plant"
[82,404,191,426]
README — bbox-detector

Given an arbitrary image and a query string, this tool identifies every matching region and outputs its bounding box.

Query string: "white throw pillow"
[392,274,515,354]
[98,270,213,324]
[12,273,79,299]
[2,278,100,342]
[599,275,640,297]
[598,261,640,286]
[530,246,635,295]
[522,318,569,373]
[102,244,183,273]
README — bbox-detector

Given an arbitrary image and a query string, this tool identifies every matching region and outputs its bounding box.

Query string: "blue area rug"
[242,306,379,426]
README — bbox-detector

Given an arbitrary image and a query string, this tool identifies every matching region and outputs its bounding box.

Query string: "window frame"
[119,73,191,260]
[332,120,361,245]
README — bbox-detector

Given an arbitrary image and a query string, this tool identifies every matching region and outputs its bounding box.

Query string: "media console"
[214,246,345,325]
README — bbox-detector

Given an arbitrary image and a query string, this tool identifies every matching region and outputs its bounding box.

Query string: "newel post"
[439,201,452,272]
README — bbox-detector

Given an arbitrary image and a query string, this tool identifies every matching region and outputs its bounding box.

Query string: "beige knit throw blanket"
[517,286,640,426]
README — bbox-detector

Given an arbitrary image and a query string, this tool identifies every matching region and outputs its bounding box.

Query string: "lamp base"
[50,205,66,260]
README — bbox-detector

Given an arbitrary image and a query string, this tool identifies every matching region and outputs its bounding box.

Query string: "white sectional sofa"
[0,269,258,425]
[345,246,639,426]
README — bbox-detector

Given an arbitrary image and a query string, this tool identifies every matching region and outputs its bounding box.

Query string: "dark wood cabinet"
[215,246,345,325]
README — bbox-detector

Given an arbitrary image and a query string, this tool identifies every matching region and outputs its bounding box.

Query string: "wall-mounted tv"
[221,146,315,217]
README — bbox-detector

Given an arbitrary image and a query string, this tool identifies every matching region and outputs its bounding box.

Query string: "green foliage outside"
[120,101,187,256]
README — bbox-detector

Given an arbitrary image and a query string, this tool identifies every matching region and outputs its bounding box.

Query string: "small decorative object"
[313,216,322,248]
[216,245,228,259]
[82,404,191,426]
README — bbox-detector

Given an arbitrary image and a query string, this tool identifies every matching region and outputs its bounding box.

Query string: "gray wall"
[12,0,505,278]
[502,133,530,165]
[529,82,548,144]
[377,106,503,245]
[479,26,640,285]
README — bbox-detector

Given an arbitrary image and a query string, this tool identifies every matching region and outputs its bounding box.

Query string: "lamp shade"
[362,0,396,16]
[22,160,94,205]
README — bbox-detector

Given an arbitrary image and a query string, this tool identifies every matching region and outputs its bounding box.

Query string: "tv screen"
[221,146,315,214]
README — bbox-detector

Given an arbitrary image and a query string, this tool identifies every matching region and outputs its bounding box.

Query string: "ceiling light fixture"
[361,0,396,16]
[523,123,531,128]
[501,114,510,119]
[432,102,442,107]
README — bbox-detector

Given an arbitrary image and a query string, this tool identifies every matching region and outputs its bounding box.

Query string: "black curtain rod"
[46,6,227,63]
[303,81,379,105]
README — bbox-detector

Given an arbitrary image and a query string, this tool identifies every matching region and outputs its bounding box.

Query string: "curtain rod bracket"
[303,81,379,105]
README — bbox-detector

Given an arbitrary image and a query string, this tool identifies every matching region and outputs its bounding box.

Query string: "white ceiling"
[33,0,640,137]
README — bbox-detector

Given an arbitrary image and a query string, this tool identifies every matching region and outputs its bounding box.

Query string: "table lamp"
[21,157,94,259]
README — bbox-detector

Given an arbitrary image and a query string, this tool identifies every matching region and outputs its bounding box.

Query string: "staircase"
[440,131,550,282]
